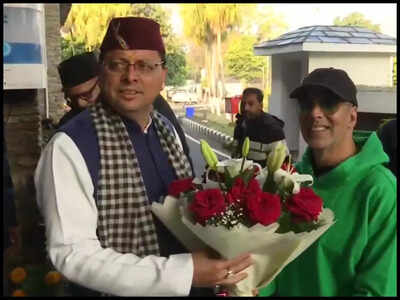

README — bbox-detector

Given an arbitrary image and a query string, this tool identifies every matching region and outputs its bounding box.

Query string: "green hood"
[296,131,389,188]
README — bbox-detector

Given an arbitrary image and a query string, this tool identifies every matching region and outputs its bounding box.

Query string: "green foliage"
[180,4,215,46]
[333,12,381,32]
[61,38,86,61]
[180,4,242,96]
[165,49,187,87]
[393,56,397,86]
[254,6,289,42]
[224,34,266,83]
[276,211,321,234]
[63,4,134,51]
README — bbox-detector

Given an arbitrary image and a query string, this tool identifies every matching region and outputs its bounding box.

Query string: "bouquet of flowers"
[152,138,335,296]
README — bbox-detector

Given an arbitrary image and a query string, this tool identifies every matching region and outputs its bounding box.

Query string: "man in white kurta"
[35,16,252,296]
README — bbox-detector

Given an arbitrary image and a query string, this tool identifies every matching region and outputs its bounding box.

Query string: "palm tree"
[181,4,216,98]
[205,4,241,98]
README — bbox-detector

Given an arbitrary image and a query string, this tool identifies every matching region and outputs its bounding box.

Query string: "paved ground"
[181,118,232,177]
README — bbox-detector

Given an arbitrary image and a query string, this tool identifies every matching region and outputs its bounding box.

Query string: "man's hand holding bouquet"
[152,138,335,296]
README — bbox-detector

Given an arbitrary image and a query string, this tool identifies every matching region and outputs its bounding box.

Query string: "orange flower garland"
[9,267,27,285]
[11,289,27,297]
[44,271,62,286]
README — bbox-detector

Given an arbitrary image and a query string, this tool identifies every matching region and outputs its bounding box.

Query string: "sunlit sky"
[165,3,397,38]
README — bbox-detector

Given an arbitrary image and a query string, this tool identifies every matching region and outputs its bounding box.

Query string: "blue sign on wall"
[3,4,46,89]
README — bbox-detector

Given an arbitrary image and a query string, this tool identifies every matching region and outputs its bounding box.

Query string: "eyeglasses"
[67,79,99,102]
[103,60,164,75]
[298,98,353,115]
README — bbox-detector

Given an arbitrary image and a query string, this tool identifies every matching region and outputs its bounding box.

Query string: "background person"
[57,52,101,127]
[233,87,287,167]
[259,67,396,296]
[377,118,397,177]
[35,17,252,296]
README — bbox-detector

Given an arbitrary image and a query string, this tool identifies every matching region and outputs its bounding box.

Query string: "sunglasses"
[67,79,99,102]
[298,98,353,115]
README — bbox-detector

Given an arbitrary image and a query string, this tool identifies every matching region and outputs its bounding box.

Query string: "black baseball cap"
[58,52,99,89]
[290,67,358,106]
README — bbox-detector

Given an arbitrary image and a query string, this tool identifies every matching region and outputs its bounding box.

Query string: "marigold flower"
[11,289,27,297]
[44,271,62,285]
[9,267,27,284]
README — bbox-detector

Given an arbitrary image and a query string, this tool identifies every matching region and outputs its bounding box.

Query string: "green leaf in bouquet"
[183,190,197,203]
[241,167,256,185]
[276,212,292,234]
[291,220,320,233]
[200,140,219,170]
[276,181,294,201]
[242,137,250,158]
[262,173,277,194]
[224,166,235,190]
[277,212,321,234]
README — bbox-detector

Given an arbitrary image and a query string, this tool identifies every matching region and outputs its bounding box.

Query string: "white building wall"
[357,88,397,113]
[308,52,393,87]
[270,53,309,159]
[270,57,284,118]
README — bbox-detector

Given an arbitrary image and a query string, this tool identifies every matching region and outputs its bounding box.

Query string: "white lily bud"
[267,142,287,174]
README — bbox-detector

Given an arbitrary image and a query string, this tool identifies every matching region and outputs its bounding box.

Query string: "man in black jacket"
[233,87,287,167]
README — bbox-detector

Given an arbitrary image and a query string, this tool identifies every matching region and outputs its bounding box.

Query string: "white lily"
[273,168,314,194]
[215,159,258,177]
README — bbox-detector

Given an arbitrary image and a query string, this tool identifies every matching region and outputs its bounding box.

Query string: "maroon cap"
[100,17,165,56]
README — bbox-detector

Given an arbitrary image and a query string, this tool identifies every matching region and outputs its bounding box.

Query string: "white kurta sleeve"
[34,132,193,296]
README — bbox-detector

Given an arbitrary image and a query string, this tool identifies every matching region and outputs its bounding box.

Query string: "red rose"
[285,187,323,222]
[251,165,261,178]
[227,178,246,204]
[246,192,281,226]
[244,178,262,196]
[168,178,195,197]
[189,189,227,225]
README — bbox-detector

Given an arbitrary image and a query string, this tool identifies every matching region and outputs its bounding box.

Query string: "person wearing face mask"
[233,87,287,167]
[35,17,253,297]
[258,68,396,297]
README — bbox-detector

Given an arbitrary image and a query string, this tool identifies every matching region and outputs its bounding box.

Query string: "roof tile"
[254,25,396,49]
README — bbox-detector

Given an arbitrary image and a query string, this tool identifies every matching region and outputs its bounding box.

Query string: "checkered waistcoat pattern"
[90,101,192,256]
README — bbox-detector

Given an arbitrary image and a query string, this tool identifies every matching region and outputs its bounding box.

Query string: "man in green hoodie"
[259,68,396,296]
